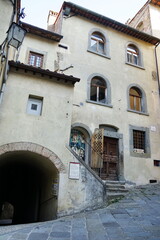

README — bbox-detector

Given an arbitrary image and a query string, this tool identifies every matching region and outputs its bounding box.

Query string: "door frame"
[103,130,124,181]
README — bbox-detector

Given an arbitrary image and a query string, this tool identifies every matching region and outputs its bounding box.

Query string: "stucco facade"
[48,2,160,185]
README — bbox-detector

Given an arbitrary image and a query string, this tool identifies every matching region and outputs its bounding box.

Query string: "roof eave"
[62,1,160,45]
[8,61,80,85]
[21,22,63,42]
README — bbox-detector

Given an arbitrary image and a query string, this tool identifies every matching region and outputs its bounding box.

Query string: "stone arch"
[71,122,92,138]
[127,83,148,114]
[87,27,110,58]
[125,41,144,67]
[87,73,112,106]
[0,142,65,173]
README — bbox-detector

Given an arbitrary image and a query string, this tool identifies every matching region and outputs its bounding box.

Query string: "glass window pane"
[91,39,97,51]
[127,45,139,65]
[29,55,35,66]
[99,87,105,103]
[99,42,104,54]
[92,78,106,87]
[91,85,97,101]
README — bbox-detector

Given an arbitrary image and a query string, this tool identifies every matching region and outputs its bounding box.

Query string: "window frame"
[129,87,142,112]
[26,48,47,69]
[125,42,144,68]
[26,95,43,116]
[28,51,44,68]
[87,73,112,107]
[127,84,148,115]
[129,125,151,158]
[90,77,106,103]
[87,28,110,59]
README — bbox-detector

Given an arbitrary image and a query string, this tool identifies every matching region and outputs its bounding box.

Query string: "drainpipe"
[155,42,160,96]
[0,0,16,104]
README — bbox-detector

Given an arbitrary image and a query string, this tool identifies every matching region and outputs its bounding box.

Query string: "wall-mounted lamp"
[7,22,26,49]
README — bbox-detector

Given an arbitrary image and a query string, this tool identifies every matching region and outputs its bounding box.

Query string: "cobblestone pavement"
[0,183,160,240]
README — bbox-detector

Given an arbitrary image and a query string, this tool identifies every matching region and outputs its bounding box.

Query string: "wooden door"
[101,137,119,180]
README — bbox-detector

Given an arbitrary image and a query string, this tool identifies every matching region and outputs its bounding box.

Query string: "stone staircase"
[105,180,128,204]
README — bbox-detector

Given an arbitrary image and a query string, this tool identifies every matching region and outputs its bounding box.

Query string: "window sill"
[125,62,145,70]
[127,109,149,116]
[130,151,151,158]
[87,49,111,59]
[86,100,113,108]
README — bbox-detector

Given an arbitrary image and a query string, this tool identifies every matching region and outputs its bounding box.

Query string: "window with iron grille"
[129,125,150,158]
[28,52,43,68]
[133,130,145,152]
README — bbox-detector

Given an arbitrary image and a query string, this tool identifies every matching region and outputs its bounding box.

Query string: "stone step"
[106,187,128,193]
[107,192,126,202]
[106,184,125,189]
[105,180,128,204]
[104,180,126,185]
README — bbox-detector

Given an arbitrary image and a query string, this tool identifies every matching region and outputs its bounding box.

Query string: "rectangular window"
[28,52,43,68]
[154,160,160,167]
[133,130,145,152]
[27,96,43,116]
[129,125,150,158]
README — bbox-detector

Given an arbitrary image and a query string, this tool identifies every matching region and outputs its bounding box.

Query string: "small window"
[127,44,139,65]
[129,87,142,111]
[27,96,43,116]
[28,52,43,68]
[136,21,144,32]
[133,130,145,153]
[91,32,105,54]
[129,125,150,158]
[90,77,106,103]
[154,160,160,167]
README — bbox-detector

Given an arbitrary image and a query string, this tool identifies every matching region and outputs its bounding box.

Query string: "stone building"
[0,0,160,224]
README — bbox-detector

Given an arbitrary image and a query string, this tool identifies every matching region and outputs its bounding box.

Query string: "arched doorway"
[0,142,65,224]
[70,124,91,164]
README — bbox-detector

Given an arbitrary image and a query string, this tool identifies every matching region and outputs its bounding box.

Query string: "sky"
[21,0,147,29]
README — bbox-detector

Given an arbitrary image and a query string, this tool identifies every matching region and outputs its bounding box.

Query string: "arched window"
[90,32,105,54]
[88,29,110,58]
[90,77,106,103]
[127,44,139,65]
[128,84,148,114]
[129,87,142,111]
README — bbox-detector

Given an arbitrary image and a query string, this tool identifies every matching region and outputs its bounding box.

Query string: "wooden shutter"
[91,128,104,168]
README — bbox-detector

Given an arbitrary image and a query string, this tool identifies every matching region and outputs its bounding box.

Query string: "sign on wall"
[69,162,80,180]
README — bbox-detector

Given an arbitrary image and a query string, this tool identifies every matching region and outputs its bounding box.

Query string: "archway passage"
[0,150,59,224]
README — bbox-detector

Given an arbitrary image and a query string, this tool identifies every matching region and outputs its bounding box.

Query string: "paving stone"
[99,213,115,223]
[50,231,70,238]
[9,232,28,239]
[28,232,48,240]
[1,183,160,240]
[103,221,120,228]
[88,230,109,240]
[110,209,127,214]
[0,235,11,240]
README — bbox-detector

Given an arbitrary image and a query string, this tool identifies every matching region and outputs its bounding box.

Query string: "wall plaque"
[69,162,80,180]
